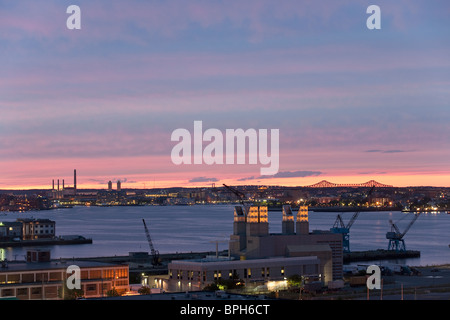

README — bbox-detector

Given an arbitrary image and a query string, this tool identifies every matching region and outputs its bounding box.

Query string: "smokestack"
[296,206,309,235]
[282,205,295,234]
[57,179,60,191]
[74,169,77,191]
[52,180,54,190]
[63,179,65,190]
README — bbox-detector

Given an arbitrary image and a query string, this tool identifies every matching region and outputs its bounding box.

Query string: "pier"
[0,236,92,248]
[344,249,420,263]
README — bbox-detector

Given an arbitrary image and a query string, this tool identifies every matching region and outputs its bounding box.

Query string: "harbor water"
[0,205,449,266]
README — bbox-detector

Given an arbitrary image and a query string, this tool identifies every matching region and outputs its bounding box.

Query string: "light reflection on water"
[0,205,449,266]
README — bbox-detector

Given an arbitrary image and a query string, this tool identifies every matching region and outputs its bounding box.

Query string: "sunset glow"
[1,1,449,190]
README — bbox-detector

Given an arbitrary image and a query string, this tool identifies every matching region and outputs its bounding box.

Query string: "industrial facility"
[49,169,77,199]
[151,205,343,292]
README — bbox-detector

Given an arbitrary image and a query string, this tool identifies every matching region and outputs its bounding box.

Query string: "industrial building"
[230,205,343,281]
[0,218,56,241]
[17,218,56,240]
[49,169,77,199]
[164,255,321,292]
[0,250,129,300]
[154,205,343,293]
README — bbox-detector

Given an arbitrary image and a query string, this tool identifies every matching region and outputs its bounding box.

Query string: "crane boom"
[389,219,402,235]
[346,211,360,229]
[142,219,160,266]
[142,219,156,255]
[401,212,421,237]
[223,184,247,206]
[346,185,376,229]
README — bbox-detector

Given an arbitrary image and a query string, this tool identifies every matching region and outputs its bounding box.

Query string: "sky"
[1,0,449,189]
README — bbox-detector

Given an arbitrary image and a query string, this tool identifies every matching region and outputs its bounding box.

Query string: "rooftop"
[91,290,273,301]
[0,259,127,273]
[169,255,319,268]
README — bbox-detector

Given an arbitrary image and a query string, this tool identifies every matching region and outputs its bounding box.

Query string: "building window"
[45,286,58,298]
[86,284,97,291]
[16,288,28,297]
[103,269,113,279]
[31,287,42,296]
[1,289,14,297]
[89,270,101,280]
[281,267,285,276]
[81,270,89,280]
[22,273,34,283]
[115,268,128,279]
[115,280,128,286]
[7,274,20,283]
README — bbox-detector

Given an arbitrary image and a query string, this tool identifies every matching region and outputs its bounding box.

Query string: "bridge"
[305,180,393,188]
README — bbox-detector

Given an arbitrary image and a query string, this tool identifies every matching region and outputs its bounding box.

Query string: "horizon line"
[3,183,450,192]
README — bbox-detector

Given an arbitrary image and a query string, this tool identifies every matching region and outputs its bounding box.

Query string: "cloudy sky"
[1,0,449,189]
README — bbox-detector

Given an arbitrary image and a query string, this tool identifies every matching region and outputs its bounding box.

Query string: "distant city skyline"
[1,1,449,189]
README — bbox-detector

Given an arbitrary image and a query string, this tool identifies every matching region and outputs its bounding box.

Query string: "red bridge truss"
[305,180,393,188]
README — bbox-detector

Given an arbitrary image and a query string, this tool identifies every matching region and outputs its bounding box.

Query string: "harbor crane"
[142,219,161,266]
[386,212,421,252]
[330,186,375,253]
[222,184,249,207]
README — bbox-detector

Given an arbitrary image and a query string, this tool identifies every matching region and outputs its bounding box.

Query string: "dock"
[344,249,420,263]
[0,236,92,248]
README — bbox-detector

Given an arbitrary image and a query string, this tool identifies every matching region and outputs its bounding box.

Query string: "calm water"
[1,205,449,266]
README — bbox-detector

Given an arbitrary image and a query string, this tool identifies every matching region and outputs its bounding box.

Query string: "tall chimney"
[296,206,309,235]
[63,179,65,190]
[57,179,60,191]
[74,169,77,192]
[52,179,54,190]
[282,205,295,234]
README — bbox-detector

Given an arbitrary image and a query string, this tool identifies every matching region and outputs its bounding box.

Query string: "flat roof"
[169,256,319,268]
[0,260,127,273]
